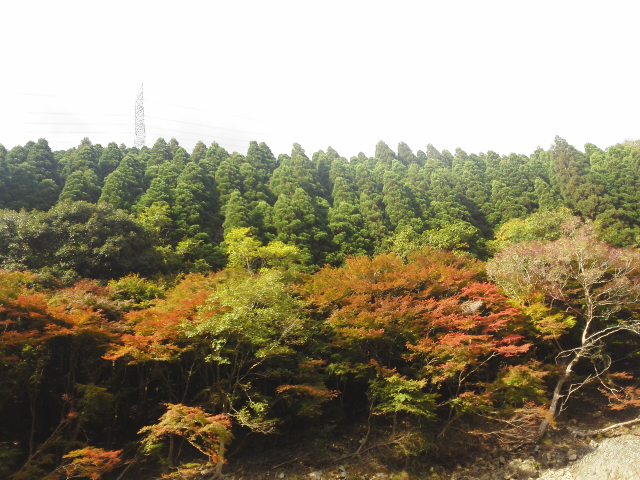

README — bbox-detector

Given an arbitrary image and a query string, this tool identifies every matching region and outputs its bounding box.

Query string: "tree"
[486,154,537,226]
[99,153,147,211]
[139,404,232,477]
[0,272,120,478]
[272,188,328,265]
[356,162,389,251]
[374,140,396,167]
[303,250,532,450]
[270,144,322,198]
[183,268,313,431]
[451,150,490,231]
[0,201,160,279]
[3,139,60,210]
[327,160,370,262]
[97,142,123,181]
[488,223,640,437]
[145,138,173,180]
[382,161,423,233]
[313,147,341,201]
[202,142,230,173]
[222,190,250,237]
[589,142,640,247]
[214,154,243,209]
[397,142,417,166]
[190,141,208,163]
[427,168,473,228]
[244,141,276,202]
[549,136,598,217]
[490,207,578,252]
[173,162,219,240]
[59,169,101,203]
[58,447,123,480]
[422,221,481,254]
[136,160,183,212]
[60,139,99,178]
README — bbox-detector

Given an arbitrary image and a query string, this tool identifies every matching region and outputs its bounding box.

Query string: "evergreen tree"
[190,141,208,163]
[173,161,219,240]
[99,153,147,211]
[270,144,321,198]
[145,138,173,182]
[327,166,370,263]
[452,149,491,232]
[374,140,396,167]
[246,141,277,188]
[60,138,99,178]
[59,169,101,203]
[486,154,537,226]
[355,162,388,251]
[3,139,60,210]
[98,142,123,181]
[313,147,341,201]
[427,168,472,227]
[215,153,244,208]
[136,160,184,212]
[222,190,250,237]
[590,142,640,245]
[382,161,423,232]
[397,141,417,166]
[272,188,327,264]
[0,144,7,207]
[202,142,230,173]
[550,136,598,217]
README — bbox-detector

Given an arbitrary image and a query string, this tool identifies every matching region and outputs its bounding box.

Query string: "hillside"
[1,137,639,279]
[1,137,640,479]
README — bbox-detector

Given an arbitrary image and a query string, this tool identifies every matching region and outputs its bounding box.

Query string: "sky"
[1,0,639,158]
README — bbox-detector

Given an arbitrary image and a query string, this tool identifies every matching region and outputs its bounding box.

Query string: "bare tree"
[488,224,640,437]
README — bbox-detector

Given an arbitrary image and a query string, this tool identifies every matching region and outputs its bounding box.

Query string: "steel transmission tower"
[134,84,146,148]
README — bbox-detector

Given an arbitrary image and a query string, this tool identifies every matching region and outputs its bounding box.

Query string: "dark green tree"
[222,190,250,237]
[59,169,101,203]
[98,142,123,181]
[99,153,147,211]
[215,153,244,209]
[173,161,219,240]
[549,136,598,217]
[3,139,60,210]
[382,161,423,232]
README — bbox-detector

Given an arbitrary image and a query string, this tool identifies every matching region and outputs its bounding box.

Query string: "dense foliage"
[2,136,640,278]
[2,136,640,478]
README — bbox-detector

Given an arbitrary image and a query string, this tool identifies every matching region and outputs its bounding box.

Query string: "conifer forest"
[1,136,640,479]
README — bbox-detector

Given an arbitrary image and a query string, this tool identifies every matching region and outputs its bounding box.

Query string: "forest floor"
[223,410,640,480]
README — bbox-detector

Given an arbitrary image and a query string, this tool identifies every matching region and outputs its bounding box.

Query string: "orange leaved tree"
[303,249,535,453]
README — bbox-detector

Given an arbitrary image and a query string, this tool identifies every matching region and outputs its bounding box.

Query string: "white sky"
[1,0,639,158]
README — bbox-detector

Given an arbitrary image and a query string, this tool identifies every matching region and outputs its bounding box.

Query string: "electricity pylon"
[134,84,146,148]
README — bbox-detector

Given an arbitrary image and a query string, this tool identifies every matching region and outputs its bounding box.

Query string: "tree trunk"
[537,354,580,438]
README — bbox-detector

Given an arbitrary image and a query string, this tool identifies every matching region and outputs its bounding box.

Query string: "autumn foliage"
[302,248,536,452]
[58,447,123,480]
[2,226,640,478]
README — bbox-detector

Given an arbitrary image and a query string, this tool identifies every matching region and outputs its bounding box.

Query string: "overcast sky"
[1,0,639,157]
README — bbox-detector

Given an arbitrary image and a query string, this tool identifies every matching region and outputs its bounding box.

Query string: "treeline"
[2,222,640,479]
[1,136,639,279]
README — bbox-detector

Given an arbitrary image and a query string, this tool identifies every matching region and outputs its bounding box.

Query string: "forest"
[1,136,640,479]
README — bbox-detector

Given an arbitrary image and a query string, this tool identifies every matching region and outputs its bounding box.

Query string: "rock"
[278,473,285,479]
[567,451,577,462]
[538,434,640,479]
[308,472,322,479]
[506,457,540,478]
